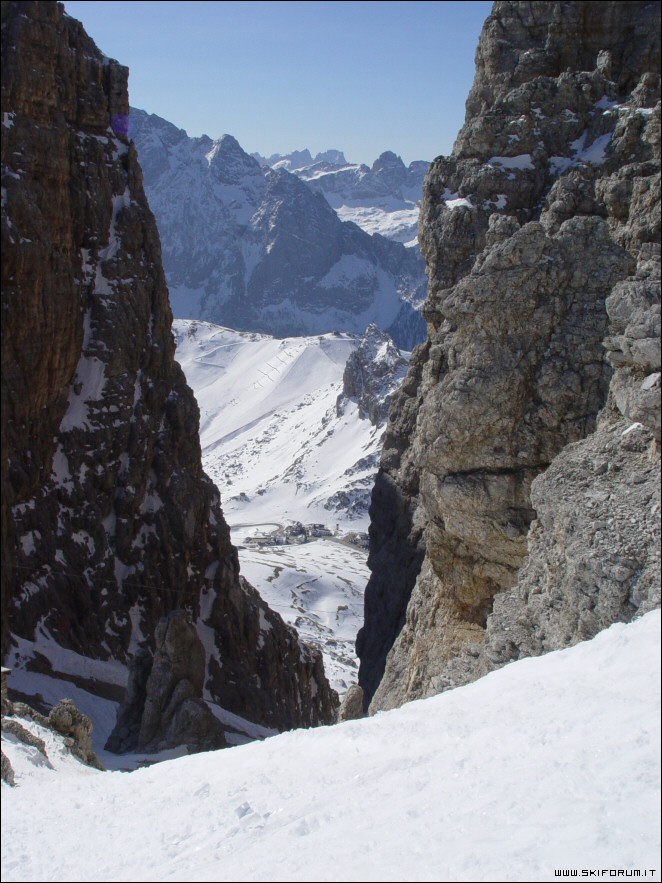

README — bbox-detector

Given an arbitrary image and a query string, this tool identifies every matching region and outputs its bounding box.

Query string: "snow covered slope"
[237,542,369,694]
[130,110,427,349]
[173,320,395,528]
[3,610,660,882]
[173,319,408,692]
[255,148,430,245]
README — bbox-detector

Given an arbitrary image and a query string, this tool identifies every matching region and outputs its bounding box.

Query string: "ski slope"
[174,320,383,530]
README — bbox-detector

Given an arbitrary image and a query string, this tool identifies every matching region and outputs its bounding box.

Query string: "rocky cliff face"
[1,0,337,739]
[129,109,427,349]
[337,324,409,427]
[358,0,660,711]
[105,610,228,754]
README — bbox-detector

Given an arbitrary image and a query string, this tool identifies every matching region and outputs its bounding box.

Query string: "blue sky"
[63,1,493,166]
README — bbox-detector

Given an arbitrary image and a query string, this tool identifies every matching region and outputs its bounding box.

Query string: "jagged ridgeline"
[1,0,337,747]
[357,0,661,712]
[128,109,428,350]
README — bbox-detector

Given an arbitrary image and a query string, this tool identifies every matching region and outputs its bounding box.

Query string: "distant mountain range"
[129,109,428,349]
[252,148,428,244]
[251,148,349,170]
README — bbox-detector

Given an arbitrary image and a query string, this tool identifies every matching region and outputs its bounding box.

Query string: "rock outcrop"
[2,694,104,775]
[358,0,661,711]
[48,698,104,768]
[1,750,15,786]
[337,684,365,722]
[129,109,427,349]
[337,324,409,426]
[1,0,337,742]
[106,610,227,753]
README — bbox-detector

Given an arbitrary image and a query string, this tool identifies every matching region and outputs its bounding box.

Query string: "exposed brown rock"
[1,750,16,786]
[337,684,365,722]
[1,0,337,741]
[48,698,104,769]
[2,717,48,758]
[2,693,104,773]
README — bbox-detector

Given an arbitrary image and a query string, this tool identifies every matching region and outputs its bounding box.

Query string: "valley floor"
[233,533,368,692]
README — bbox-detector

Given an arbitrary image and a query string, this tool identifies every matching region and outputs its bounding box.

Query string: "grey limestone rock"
[432,415,660,693]
[107,610,227,754]
[337,324,409,426]
[337,684,365,722]
[359,0,661,712]
[605,245,661,439]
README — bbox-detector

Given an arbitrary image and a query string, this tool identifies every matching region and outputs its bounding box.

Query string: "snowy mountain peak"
[372,150,403,166]
[280,149,430,245]
[315,148,347,165]
[130,111,427,348]
[209,132,243,154]
[253,148,349,171]
[129,107,190,149]
[205,133,263,182]
[249,147,429,243]
[371,150,407,180]
[271,148,313,169]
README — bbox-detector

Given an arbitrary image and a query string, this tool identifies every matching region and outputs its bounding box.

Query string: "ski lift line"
[0,560,359,617]
[188,340,331,408]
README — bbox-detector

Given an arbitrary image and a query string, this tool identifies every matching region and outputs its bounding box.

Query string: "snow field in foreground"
[2,611,660,883]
